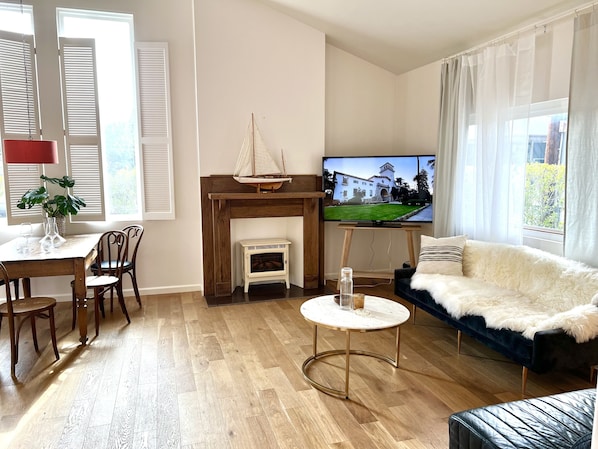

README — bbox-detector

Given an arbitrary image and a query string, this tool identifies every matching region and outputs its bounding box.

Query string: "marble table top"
[300,295,410,331]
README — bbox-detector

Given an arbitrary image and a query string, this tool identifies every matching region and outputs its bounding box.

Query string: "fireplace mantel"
[208,192,323,201]
[200,175,325,297]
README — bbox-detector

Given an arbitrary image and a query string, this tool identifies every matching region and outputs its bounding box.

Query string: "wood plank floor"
[0,282,593,448]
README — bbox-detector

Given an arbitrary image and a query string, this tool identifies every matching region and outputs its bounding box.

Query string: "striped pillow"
[416,235,467,276]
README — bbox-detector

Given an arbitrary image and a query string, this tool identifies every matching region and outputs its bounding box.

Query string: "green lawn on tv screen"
[323,203,421,221]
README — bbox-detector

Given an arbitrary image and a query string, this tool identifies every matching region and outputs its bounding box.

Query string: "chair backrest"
[0,262,14,315]
[96,230,128,278]
[122,224,144,264]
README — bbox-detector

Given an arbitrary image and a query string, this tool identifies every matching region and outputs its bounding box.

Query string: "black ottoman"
[449,388,595,449]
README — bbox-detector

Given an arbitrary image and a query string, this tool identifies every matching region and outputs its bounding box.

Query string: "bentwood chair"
[121,225,144,307]
[90,225,144,311]
[0,262,59,378]
[71,230,131,336]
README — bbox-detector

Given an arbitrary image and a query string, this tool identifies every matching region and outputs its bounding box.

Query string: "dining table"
[0,233,102,345]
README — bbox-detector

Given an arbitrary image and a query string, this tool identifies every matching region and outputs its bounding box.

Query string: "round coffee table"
[300,294,410,399]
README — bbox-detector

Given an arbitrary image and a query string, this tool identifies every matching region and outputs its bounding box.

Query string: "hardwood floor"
[0,282,593,448]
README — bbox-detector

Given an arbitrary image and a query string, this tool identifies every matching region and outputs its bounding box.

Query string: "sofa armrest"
[531,328,598,373]
[394,267,416,280]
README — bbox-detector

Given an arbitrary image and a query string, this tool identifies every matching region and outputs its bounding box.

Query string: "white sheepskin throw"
[410,240,598,343]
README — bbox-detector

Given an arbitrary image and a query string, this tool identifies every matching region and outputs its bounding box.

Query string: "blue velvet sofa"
[393,239,598,393]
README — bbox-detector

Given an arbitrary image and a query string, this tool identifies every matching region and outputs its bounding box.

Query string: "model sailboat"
[233,113,292,192]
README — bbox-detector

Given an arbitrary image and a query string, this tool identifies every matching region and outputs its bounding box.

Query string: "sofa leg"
[522,366,528,396]
[457,330,462,354]
[412,305,416,323]
[591,365,597,384]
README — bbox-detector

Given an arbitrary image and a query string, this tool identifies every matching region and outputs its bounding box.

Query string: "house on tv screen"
[331,162,395,204]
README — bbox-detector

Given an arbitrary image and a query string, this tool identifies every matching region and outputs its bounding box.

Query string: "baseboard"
[52,284,203,303]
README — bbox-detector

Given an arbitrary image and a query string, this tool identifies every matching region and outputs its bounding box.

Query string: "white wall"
[197,0,325,176]
[395,61,442,153]
[325,45,397,154]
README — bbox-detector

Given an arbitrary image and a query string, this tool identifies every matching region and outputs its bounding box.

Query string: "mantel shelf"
[208,192,325,201]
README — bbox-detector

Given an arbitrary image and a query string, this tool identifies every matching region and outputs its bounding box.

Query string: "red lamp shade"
[3,139,59,164]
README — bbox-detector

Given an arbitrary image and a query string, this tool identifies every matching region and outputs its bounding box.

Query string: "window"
[465,98,568,236]
[523,101,567,232]
[0,4,174,224]
[58,9,139,219]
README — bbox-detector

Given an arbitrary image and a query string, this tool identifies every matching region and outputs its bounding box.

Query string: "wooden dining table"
[0,233,102,345]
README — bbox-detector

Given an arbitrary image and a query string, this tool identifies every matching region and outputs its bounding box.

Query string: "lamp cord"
[19,0,33,140]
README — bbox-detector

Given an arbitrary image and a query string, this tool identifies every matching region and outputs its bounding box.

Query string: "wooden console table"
[200,175,325,297]
[337,222,421,287]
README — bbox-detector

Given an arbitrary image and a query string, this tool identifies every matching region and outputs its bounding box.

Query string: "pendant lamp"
[3,139,58,164]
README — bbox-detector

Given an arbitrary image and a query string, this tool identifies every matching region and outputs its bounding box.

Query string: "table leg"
[394,326,401,368]
[404,229,416,267]
[312,325,318,356]
[73,259,88,345]
[22,278,31,297]
[345,331,350,399]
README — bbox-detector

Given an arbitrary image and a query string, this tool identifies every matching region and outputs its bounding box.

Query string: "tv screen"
[322,155,435,224]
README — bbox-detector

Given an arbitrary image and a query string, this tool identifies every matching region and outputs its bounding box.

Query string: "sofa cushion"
[462,240,598,307]
[416,235,467,276]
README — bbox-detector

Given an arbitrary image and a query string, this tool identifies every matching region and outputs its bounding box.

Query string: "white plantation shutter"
[0,31,45,224]
[136,42,174,220]
[59,37,105,221]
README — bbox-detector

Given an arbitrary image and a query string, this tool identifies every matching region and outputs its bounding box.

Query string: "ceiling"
[257,0,592,74]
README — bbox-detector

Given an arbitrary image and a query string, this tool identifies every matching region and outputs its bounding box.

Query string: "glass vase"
[55,214,66,237]
[40,217,66,252]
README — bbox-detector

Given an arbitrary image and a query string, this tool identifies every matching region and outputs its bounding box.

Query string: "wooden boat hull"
[233,176,292,193]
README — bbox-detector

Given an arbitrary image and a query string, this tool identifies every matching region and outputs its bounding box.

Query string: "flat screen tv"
[322,154,435,225]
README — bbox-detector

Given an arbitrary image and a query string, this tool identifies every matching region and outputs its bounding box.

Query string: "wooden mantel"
[200,175,325,297]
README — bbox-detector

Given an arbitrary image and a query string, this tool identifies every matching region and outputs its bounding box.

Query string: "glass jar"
[339,266,353,310]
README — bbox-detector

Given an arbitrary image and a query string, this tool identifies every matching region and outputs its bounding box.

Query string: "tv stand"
[337,222,421,289]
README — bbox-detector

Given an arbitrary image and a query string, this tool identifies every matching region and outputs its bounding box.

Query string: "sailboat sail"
[233,114,292,191]
[233,117,281,177]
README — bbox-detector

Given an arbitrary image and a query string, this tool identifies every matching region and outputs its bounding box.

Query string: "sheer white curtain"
[434,35,536,244]
[564,10,598,266]
[434,58,469,237]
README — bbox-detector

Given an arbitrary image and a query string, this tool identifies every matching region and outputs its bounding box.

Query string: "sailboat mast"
[251,113,256,176]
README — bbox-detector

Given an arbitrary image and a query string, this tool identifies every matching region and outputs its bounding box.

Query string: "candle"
[353,293,365,309]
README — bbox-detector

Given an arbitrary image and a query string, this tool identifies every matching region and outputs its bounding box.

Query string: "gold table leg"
[302,324,401,399]
[345,331,350,399]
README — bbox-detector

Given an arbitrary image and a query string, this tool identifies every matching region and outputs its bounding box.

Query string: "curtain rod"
[444,1,597,61]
